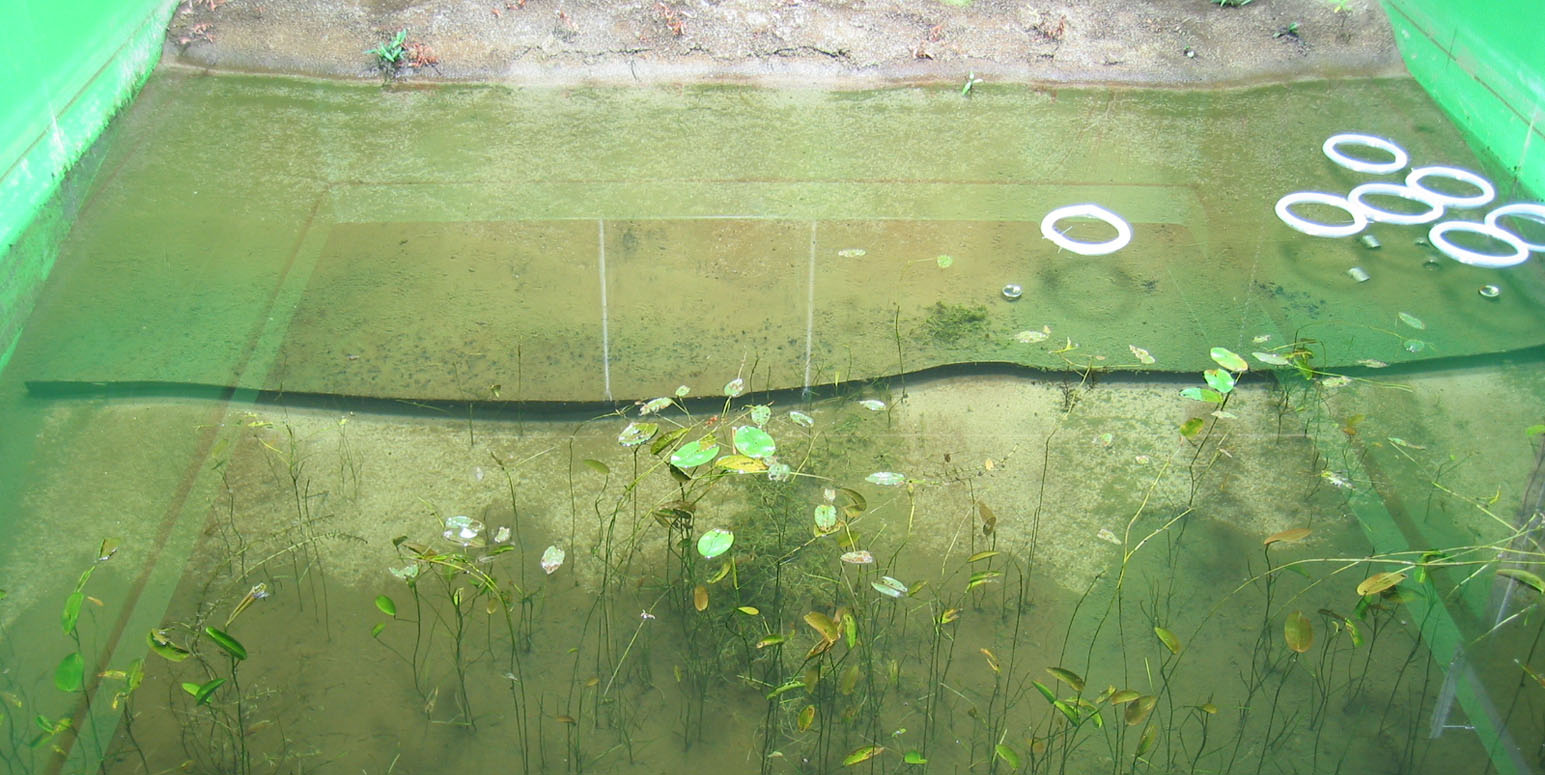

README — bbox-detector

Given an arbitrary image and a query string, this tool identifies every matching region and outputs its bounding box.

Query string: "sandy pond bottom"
[2,363,1534,774]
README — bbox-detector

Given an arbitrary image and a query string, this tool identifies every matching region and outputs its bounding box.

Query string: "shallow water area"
[1,69,1543,775]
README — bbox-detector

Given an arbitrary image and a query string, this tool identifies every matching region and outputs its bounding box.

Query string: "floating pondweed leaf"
[1154,626,1182,655]
[715,454,768,473]
[1136,725,1157,758]
[737,606,760,615]
[541,545,565,575]
[492,526,511,544]
[967,550,999,563]
[374,595,397,616]
[1253,351,1291,366]
[1047,667,1085,692]
[639,397,673,415]
[1211,410,1238,419]
[1092,432,1113,447]
[840,550,874,565]
[866,471,907,486]
[995,744,1021,770]
[1398,311,1426,330]
[1125,695,1157,725]
[1179,417,1205,439]
[734,425,776,458]
[674,384,691,397]
[723,377,745,397]
[872,576,908,598]
[617,421,658,447]
[1284,610,1313,653]
[1356,358,1389,368]
[583,458,611,475]
[1096,528,1122,545]
[1403,338,1426,353]
[1264,527,1312,546]
[1209,347,1249,372]
[843,745,885,766]
[670,437,719,468]
[797,705,816,732]
[1203,368,1236,394]
[805,611,840,642]
[837,248,867,258]
[766,460,792,481]
[693,585,709,612]
[1496,568,1545,595]
[650,426,690,456]
[966,570,1001,590]
[1129,345,1156,364]
[1388,436,1425,449]
[1356,570,1406,597]
[857,399,887,411]
[389,564,420,582]
[54,653,83,693]
[749,404,772,426]
[935,254,955,268]
[1109,689,1141,704]
[788,410,814,427]
[148,629,191,662]
[1015,329,1050,344]
[442,515,486,548]
[1320,375,1351,389]
[191,678,226,706]
[1252,333,1272,344]
[814,504,838,532]
[1180,387,1224,403]
[205,627,247,661]
[697,528,734,559]
[903,751,927,764]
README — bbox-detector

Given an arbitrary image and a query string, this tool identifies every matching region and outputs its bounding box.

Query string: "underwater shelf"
[10,72,1545,404]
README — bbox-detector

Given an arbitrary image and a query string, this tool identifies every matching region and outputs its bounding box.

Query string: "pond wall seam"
[0,0,177,380]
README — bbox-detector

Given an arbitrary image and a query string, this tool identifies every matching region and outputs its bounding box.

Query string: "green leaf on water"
[1525,424,1545,438]
[582,458,610,475]
[1179,417,1206,438]
[374,595,397,617]
[1253,351,1292,366]
[697,528,734,559]
[904,750,928,764]
[617,421,658,447]
[670,437,720,468]
[749,404,772,426]
[61,592,83,636]
[1203,369,1236,394]
[995,743,1021,770]
[715,454,768,473]
[734,425,776,459]
[788,410,815,427]
[371,622,387,638]
[723,377,746,397]
[1046,666,1085,692]
[204,627,247,661]
[193,678,226,706]
[866,471,907,486]
[147,630,191,662]
[1179,387,1224,403]
[843,745,885,766]
[1033,680,1056,704]
[650,426,690,456]
[872,576,909,598]
[1154,626,1182,655]
[1496,568,1545,595]
[1397,311,1425,330]
[935,254,954,269]
[1209,347,1249,372]
[53,653,83,693]
[813,504,838,532]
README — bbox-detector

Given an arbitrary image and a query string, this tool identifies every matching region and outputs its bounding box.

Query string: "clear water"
[2,70,1543,775]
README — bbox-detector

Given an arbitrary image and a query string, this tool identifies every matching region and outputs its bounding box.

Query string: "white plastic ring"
[1040,204,1133,256]
[1274,191,1368,238]
[1484,203,1545,252]
[1322,133,1409,175]
[1347,182,1444,225]
[1428,220,1530,268]
[1405,166,1495,209]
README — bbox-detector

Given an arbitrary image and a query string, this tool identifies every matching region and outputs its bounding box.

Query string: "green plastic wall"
[0,0,175,378]
[1382,0,1544,201]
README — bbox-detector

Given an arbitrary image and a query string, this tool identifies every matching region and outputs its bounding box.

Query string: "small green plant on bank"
[367,28,407,80]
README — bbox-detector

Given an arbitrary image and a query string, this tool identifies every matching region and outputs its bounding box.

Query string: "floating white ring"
[1347,182,1444,225]
[1322,133,1409,175]
[1040,204,1133,256]
[1405,166,1495,209]
[1428,220,1530,268]
[1274,191,1367,238]
[1484,202,1545,252]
